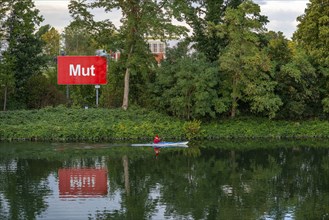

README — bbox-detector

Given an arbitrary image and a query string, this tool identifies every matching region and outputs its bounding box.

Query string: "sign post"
[95,85,100,107]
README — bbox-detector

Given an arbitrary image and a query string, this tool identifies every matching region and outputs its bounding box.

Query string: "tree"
[152,42,219,120]
[41,27,61,59]
[0,54,15,111]
[0,1,11,111]
[294,0,329,66]
[264,32,319,119]
[1,0,47,109]
[40,27,63,97]
[99,59,125,108]
[181,0,244,63]
[217,0,282,118]
[25,74,66,109]
[293,0,329,114]
[276,46,318,119]
[68,0,188,110]
[62,20,95,56]
[265,31,292,72]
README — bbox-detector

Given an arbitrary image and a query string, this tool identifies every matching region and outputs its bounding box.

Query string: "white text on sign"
[70,64,96,76]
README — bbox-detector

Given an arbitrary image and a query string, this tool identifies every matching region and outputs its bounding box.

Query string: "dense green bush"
[1,106,329,142]
[0,106,186,141]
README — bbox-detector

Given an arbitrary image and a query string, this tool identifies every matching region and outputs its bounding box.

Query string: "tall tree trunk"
[231,104,236,118]
[3,86,7,111]
[122,45,134,110]
[122,67,130,110]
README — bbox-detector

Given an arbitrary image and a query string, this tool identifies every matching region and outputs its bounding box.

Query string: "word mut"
[70,64,96,76]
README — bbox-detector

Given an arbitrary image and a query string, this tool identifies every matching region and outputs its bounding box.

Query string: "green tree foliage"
[81,0,189,110]
[35,24,51,38]
[0,54,15,111]
[41,27,60,59]
[217,0,282,118]
[265,31,292,72]
[100,60,125,108]
[0,2,14,111]
[68,0,118,50]
[294,0,329,66]
[1,0,47,109]
[264,32,319,119]
[39,27,64,97]
[182,0,243,62]
[293,0,329,114]
[25,74,66,109]
[0,1,7,38]
[62,21,96,56]
[276,45,318,119]
[152,42,219,120]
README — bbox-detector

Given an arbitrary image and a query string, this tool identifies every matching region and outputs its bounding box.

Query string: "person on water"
[153,135,161,158]
[153,134,161,144]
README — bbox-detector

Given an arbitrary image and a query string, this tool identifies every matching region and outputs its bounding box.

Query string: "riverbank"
[1,106,329,142]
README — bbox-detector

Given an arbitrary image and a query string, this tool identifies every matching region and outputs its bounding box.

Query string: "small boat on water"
[131,141,189,148]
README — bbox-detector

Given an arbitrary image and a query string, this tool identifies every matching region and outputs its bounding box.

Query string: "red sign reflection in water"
[58,168,108,198]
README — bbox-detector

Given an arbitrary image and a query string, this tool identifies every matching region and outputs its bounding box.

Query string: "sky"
[33,0,309,39]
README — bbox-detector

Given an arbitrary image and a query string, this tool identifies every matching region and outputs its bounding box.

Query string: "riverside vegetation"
[1,105,329,142]
[2,1,329,123]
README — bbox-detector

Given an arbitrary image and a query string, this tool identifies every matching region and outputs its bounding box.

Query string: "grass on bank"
[1,105,329,142]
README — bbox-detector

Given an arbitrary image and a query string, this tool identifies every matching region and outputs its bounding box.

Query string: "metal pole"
[95,85,100,107]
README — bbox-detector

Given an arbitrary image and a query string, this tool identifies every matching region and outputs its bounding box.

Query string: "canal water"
[0,140,329,219]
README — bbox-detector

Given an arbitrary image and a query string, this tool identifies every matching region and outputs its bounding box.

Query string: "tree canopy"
[293,0,329,114]
[0,0,329,121]
[0,0,47,109]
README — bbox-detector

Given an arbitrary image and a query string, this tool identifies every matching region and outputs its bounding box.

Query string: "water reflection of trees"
[1,144,329,219]
[0,158,61,219]
[99,146,329,219]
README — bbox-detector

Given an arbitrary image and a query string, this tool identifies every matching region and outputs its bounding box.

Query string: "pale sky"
[33,0,309,39]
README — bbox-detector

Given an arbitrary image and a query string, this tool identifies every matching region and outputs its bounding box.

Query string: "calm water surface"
[0,141,329,220]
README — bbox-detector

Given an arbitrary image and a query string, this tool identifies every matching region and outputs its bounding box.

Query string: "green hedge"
[0,106,186,141]
[1,106,329,142]
[202,117,329,139]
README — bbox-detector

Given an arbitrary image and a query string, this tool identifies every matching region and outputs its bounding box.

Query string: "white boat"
[131,141,189,147]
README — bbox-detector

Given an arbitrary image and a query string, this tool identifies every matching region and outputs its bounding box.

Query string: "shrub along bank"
[1,106,329,142]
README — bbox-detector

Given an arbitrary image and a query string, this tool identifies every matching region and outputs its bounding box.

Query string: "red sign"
[57,56,107,85]
[58,168,108,198]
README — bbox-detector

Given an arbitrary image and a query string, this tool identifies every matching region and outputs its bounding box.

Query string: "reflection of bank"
[58,168,108,198]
